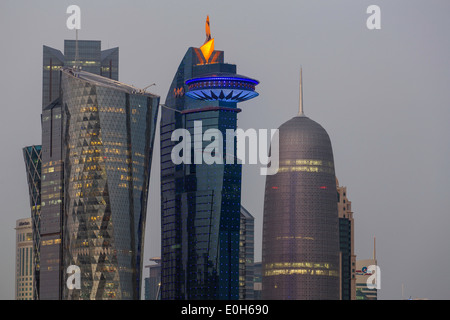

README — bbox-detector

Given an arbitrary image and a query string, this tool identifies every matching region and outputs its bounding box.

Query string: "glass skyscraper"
[60,67,159,299]
[356,259,378,300]
[160,17,258,300]
[239,206,255,300]
[262,73,340,299]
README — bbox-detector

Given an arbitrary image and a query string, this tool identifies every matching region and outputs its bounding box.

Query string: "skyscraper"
[337,179,356,300]
[60,67,159,299]
[262,70,340,300]
[160,17,259,300]
[24,39,119,300]
[239,206,255,300]
[15,218,34,300]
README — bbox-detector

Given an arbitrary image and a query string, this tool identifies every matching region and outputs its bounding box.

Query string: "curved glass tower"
[262,71,340,300]
[60,67,159,299]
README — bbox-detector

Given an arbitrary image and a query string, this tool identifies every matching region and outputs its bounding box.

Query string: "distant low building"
[337,179,356,300]
[253,262,262,300]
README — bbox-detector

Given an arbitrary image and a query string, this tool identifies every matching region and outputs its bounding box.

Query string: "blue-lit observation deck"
[185,72,259,102]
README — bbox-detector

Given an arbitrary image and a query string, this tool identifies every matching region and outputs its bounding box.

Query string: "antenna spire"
[298,67,305,116]
[373,236,376,260]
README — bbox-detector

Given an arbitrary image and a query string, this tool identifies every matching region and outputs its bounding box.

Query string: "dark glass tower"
[60,67,159,299]
[160,17,258,300]
[262,71,340,299]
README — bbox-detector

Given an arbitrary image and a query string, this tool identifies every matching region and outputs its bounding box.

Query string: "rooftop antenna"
[298,67,305,116]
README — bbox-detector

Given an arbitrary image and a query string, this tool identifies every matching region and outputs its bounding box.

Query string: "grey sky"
[1,0,449,300]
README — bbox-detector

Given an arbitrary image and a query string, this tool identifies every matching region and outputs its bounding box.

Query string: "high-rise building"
[337,178,356,300]
[355,239,378,300]
[22,145,42,299]
[42,40,118,108]
[15,218,34,300]
[239,206,255,300]
[60,67,159,299]
[160,17,259,300]
[144,258,162,300]
[261,70,340,300]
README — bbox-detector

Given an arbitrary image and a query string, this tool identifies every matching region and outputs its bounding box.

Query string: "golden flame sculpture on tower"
[200,15,214,62]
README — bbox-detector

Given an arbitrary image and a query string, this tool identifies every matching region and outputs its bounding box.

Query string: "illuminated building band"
[185,73,259,102]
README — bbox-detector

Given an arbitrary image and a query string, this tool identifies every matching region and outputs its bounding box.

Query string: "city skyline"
[1,0,450,300]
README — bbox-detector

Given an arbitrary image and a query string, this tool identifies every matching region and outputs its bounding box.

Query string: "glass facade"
[42,40,119,109]
[262,115,340,300]
[15,218,34,300]
[29,39,121,299]
[42,46,64,108]
[61,68,159,300]
[239,206,255,300]
[22,145,42,299]
[39,98,64,299]
[337,182,356,300]
[160,47,250,300]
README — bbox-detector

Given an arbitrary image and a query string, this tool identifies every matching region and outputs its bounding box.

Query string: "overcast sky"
[1,0,449,300]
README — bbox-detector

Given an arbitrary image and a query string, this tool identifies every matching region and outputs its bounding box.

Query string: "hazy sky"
[1,0,450,300]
